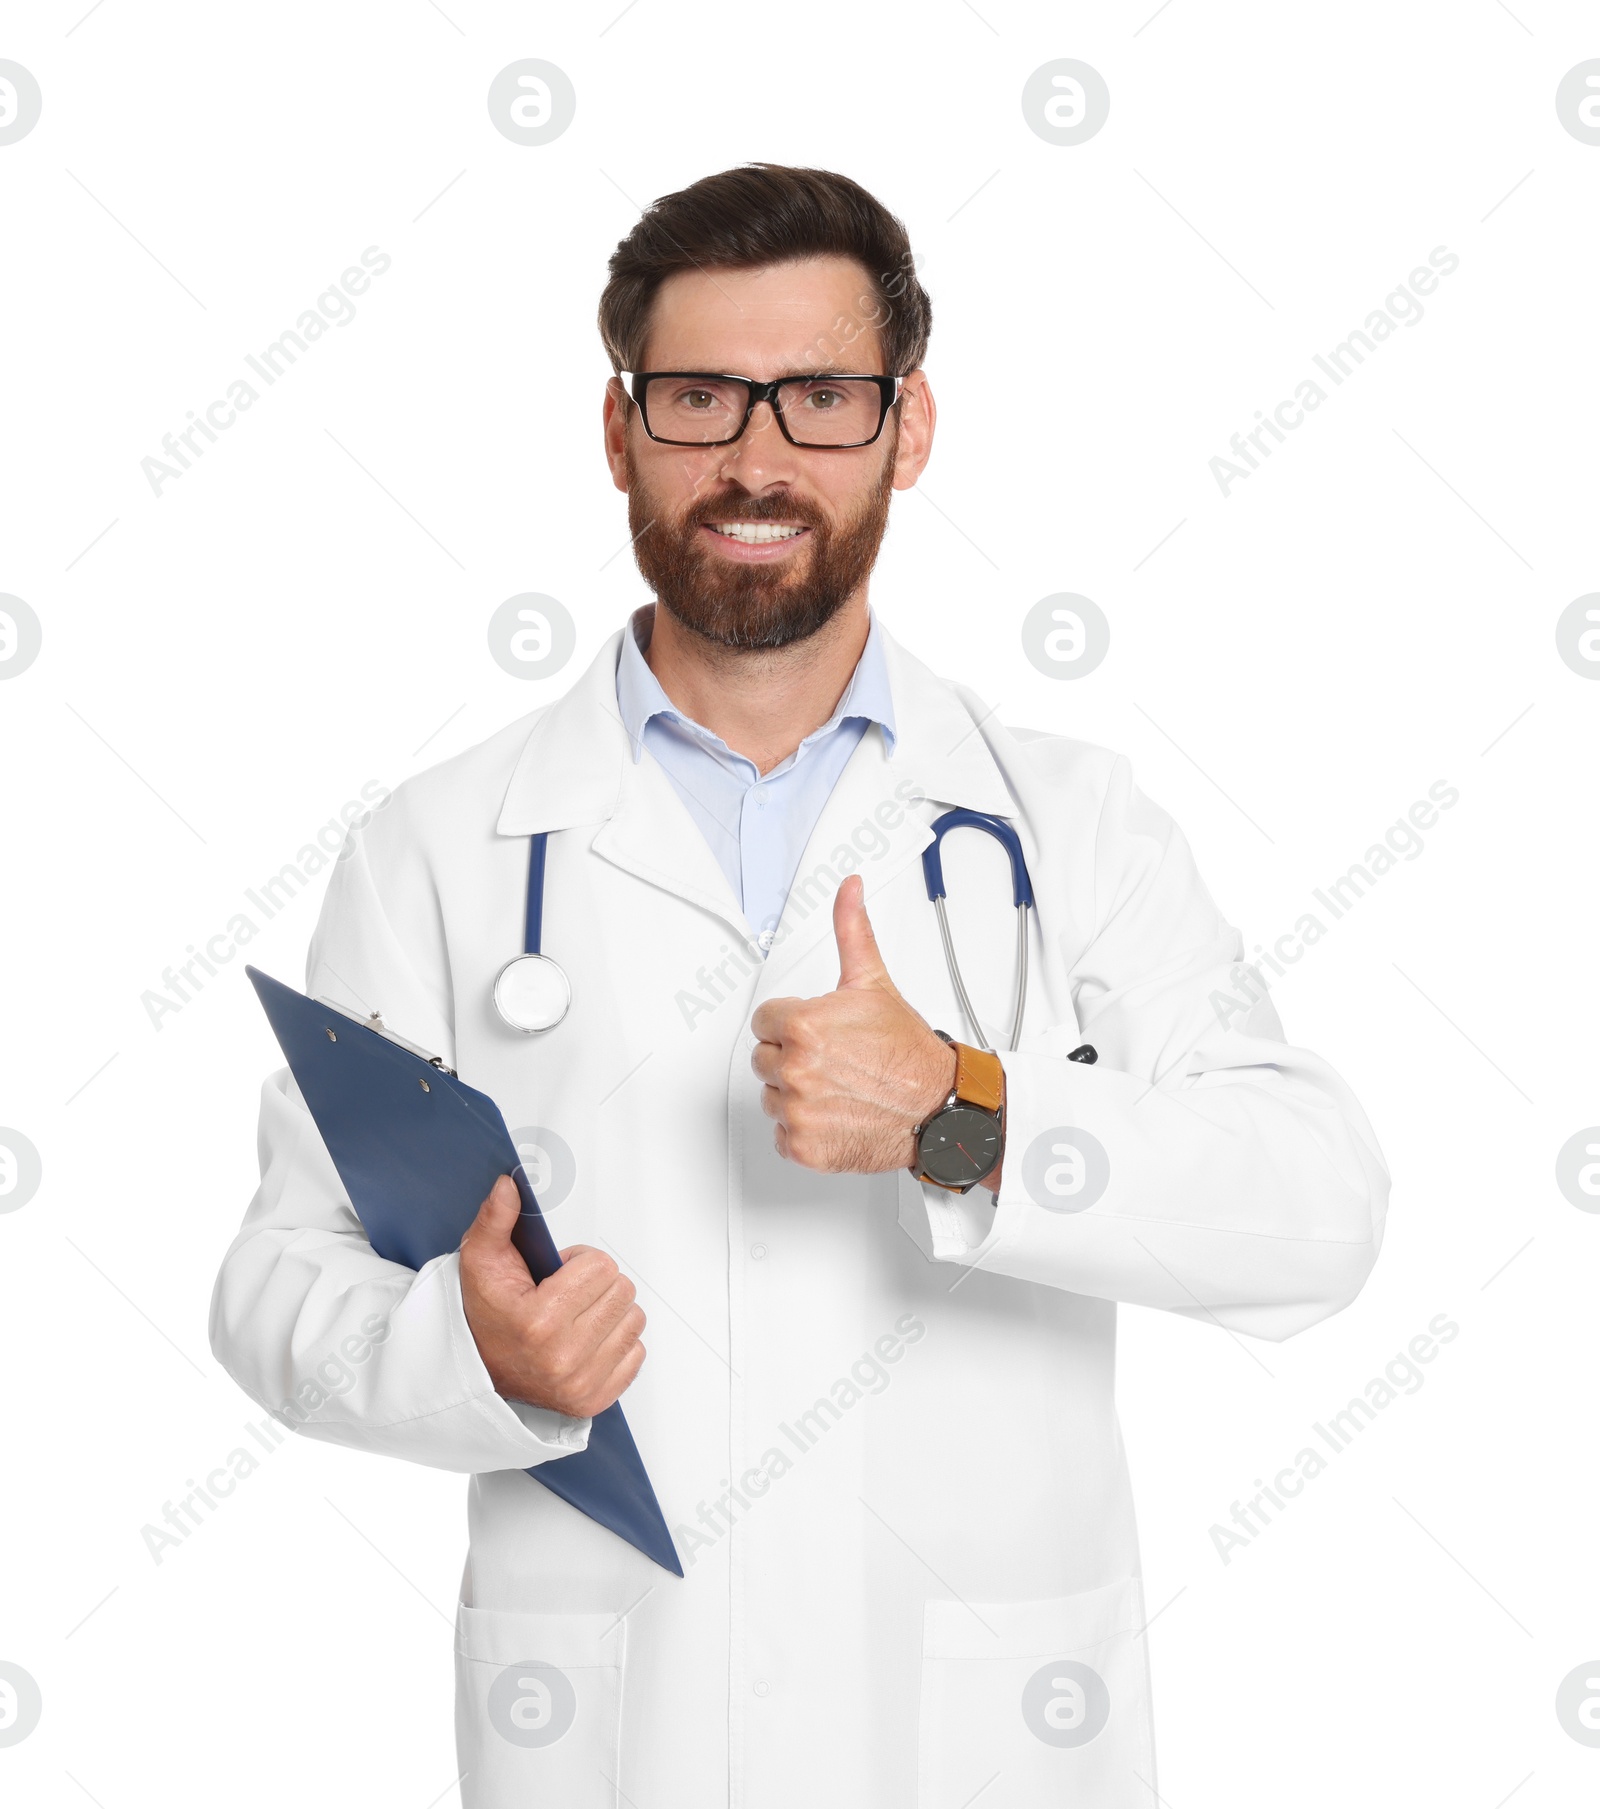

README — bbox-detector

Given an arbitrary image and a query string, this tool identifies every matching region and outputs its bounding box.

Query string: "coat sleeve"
[208,786,591,1472]
[910,755,1390,1342]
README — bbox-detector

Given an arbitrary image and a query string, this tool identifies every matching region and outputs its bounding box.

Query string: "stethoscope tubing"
[923,809,1033,1053]
[932,895,1028,1053]
[523,830,549,955]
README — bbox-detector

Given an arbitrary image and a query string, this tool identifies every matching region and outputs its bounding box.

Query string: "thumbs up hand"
[750,875,957,1174]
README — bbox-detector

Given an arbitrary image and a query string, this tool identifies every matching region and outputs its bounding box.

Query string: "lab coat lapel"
[753,627,1018,1001]
[495,628,749,943]
[877,627,1020,820]
[592,754,749,940]
[495,630,629,837]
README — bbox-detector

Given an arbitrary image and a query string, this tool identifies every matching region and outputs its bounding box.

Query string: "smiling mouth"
[705,522,810,545]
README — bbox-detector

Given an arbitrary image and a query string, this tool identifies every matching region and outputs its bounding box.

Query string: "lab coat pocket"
[917,1575,1155,1808]
[455,1603,626,1809]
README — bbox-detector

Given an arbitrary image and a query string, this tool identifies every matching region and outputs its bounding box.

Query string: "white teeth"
[713,522,805,544]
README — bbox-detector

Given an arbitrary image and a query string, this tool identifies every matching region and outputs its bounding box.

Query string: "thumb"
[461,1173,522,1263]
[833,875,894,992]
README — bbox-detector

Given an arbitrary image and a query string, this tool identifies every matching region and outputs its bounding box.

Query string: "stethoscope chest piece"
[494,951,571,1034]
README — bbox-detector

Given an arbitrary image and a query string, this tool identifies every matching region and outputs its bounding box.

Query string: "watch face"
[918,1105,1002,1189]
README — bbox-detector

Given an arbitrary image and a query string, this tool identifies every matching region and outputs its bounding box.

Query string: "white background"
[2,1,1597,1803]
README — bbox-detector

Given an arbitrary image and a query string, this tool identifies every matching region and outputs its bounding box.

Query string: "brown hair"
[598,163,932,378]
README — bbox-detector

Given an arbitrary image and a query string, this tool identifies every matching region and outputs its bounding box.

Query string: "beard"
[624,435,897,651]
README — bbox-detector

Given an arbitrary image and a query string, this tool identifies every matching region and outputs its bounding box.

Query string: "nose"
[713,397,804,492]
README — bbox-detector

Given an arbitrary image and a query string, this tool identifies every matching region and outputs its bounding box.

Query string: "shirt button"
[750,1243,766,1261]
[753,1679,770,1697]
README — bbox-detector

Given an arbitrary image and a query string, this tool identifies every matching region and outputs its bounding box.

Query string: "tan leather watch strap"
[950,1041,1004,1114]
[915,1036,1007,1194]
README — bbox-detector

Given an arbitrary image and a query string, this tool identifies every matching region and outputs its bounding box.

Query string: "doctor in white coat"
[211,163,1388,1808]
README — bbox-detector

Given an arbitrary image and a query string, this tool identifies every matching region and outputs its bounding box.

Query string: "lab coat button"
[752,1678,769,1697]
[750,1243,766,1260]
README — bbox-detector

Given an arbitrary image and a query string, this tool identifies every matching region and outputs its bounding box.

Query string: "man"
[211,164,1388,1807]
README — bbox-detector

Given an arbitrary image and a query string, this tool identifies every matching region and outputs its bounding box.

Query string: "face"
[603,255,935,651]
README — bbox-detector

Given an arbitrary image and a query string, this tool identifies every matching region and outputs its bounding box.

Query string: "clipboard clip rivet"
[324,1027,337,1042]
[419,1078,430,1092]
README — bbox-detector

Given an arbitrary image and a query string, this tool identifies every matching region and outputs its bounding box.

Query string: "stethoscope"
[919,809,1032,1053]
[493,811,1096,1064]
[492,833,572,1033]
[921,811,1094,1063]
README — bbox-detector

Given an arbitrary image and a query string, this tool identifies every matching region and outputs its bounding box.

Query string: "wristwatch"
[913,1032,1005,1194]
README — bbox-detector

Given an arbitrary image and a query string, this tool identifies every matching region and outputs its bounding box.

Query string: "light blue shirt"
[616,611,897,954]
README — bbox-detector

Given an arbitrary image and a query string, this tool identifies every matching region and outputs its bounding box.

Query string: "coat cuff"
[912,1171,998,1259]
[906,1049,1081,1269]
[440,1251,594,1469]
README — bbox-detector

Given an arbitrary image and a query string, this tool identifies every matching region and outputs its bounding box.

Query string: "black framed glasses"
[621,371,902,449]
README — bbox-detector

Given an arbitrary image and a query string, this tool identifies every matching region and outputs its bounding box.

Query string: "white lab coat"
[210,620,1388,1808]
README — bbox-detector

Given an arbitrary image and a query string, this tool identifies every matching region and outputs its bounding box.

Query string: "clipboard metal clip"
[315,996,458,1077]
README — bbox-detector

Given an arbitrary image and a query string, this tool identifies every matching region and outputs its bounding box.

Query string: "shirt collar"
[615,603,898,766]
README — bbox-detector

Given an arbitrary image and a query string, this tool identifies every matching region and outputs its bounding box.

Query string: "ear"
[890,368,936,492]
[603,376,632,494]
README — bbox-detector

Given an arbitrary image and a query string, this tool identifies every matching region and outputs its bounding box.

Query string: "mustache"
[682,493,829,531]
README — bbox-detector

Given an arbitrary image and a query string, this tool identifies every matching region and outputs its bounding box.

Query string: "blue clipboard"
[245,965,681,1577]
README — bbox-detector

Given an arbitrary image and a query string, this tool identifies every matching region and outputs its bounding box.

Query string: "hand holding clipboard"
[246,965,681,1576]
